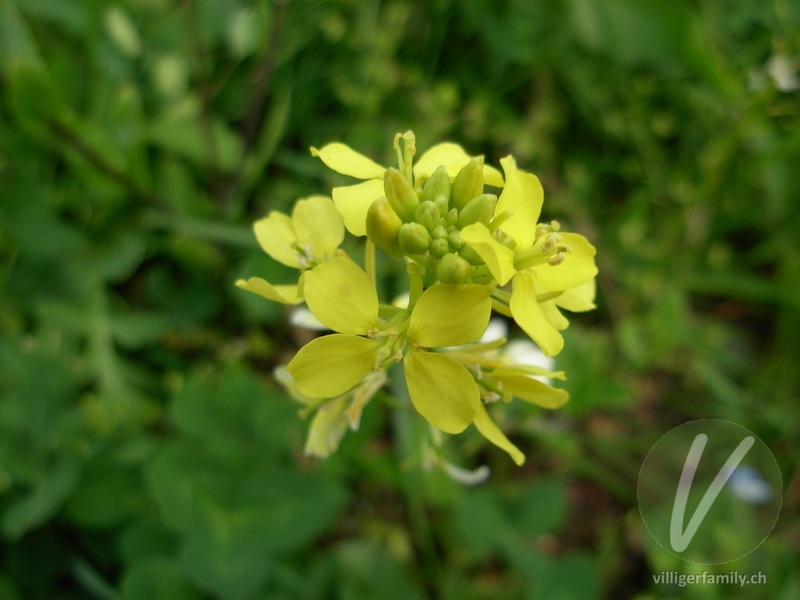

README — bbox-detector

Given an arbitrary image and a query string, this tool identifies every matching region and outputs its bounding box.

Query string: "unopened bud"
[421,165,451,204]
[399,222,431,255]
[429,238,449,258]
[447,230,463,250]
[458,243,484,265]
[445,208,459,227]
[458,193,497,228]
[433,194,449,217]
[470,264,494,285]
[437,253,471,284]
[366,197,404,257]
[451,157,484,212]
[384,168,419,222]
[432,224,447,240]
[414,201,440,231]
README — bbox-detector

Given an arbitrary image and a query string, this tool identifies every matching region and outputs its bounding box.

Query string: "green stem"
[394,133,404,172]
[402,131,416,184]
[391,380,444,599]
[492,288,512,303]
[406,260,424,309]
[491,298,512,317]
[365,239,376,287]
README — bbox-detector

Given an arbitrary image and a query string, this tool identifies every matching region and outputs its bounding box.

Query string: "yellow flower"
[235,195,344,305]
[311,136,505,236]
[460,157,597,355]
[285,255,508,440]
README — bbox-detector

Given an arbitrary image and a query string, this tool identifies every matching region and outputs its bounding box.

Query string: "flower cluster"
[238,132,597,466]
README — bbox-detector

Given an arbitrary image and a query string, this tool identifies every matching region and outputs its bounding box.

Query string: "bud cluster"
[366,158,506,286]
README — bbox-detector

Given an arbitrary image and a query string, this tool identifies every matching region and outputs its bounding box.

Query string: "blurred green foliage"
[1,0,799,598]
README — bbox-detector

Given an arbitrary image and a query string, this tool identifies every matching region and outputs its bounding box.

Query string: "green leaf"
[64,457,149,527]
[0,0,40,70]
[1,457,81,539]
[120,557,201,600]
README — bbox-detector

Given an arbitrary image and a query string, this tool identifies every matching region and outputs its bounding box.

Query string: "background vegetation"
[1,0,798,598]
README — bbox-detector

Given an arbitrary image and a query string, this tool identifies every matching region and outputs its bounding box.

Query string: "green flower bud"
[384,168,419,222]
[366,197,404,257]
[421,165,451,204]
[432,224,448,240]
[414,201,440,232]
[451,157,484,212]
[470,264,494,285]
[457,193,497,228]
[437,253,471,284]
[458,243,484,265]
[447,230,463,251]
[399,222,431,255]
[429,238,450,258]
[433,194,449,217]
[445,208,459,227]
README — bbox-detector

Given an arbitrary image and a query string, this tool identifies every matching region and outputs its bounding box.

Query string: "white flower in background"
[480,318,556,385]
[749,54,799,92]
[289,307,328,330]
[728,464,774,505]
[766,54,799,92]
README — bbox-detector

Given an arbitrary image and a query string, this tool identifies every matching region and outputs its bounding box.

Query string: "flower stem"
[365,239,376,287]
[406,260,424,309]
[391,379,445,599]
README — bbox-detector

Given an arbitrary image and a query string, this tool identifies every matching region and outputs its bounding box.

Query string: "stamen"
[482,392,501,404]
[540,233,562,251]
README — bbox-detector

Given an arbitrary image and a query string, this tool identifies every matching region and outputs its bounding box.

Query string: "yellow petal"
[413,142,470,180]
[413,143,504,187]
[510,271,564,356]
[540,300,569,331]
[494,156,543,250]
[235,277,302,305]
[332,179,385,237]
[460,223,516,285]
[303,257,380,335]
[253,212,299,268]
[473,402,525,465]
[404,348,479,433]
[304,397,350,458]
[492,366,566,381]
[408,284,491,347]
[482,164,505,188]
[287,334,382,398]
[493,373,568,408]
[292,195,345,261]
[534,233,598,291]
[555,279,597,312]
[311,143,385,179]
